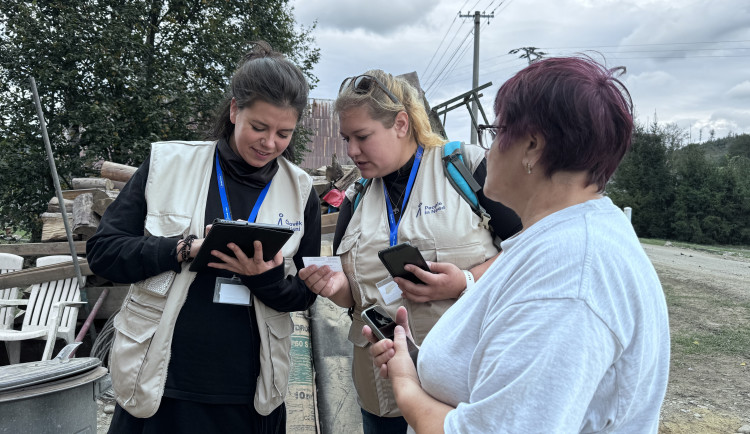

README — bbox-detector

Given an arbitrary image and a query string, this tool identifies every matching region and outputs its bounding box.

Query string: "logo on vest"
[415,202,422,218]
[421,201,446,216]
[278,213,303,231]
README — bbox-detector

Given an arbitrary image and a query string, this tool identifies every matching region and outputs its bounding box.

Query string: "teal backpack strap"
[352,178,370,213]
[442,141,492,231]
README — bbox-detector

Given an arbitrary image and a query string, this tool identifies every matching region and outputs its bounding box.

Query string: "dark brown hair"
[208,41,309,160]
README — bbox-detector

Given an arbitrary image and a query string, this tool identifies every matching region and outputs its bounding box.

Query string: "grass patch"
[671,327,750,357]
[640,238,750,259]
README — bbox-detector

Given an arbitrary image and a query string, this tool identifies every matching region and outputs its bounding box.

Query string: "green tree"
[727,133,750,159]
[607,122,675,238]
[0,0,319,240]
[670,144,725,243]
[722,155,750,243]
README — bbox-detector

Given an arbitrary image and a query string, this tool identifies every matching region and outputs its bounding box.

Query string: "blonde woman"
[300,70,521,433]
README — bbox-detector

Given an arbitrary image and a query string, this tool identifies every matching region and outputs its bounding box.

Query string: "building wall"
[299,99,352,170]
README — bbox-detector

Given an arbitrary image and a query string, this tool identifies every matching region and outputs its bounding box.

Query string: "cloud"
[294,0,750,140]
[726,81,750,99]
[709,108,750,134]
[293,0,437,34]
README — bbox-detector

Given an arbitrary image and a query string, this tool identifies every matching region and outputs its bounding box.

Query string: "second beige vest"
[337,144,498,416]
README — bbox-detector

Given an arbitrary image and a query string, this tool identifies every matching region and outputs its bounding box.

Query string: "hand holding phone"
[362,305,419,366]
[378,243,431,284]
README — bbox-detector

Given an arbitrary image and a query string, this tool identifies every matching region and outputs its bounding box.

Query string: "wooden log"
[0,259,92,291]
[40,212,78,242]
[61,188,104,200]
[112,180,126,190]
[91,189,118,217]
[72,177,114,191]
[47,197,74,213]
[313,179,332,197]
[0,241,87,256]
[72,193,100,240]
[100,161,137,183]
[334,166,361,191]
[326,153,345,182]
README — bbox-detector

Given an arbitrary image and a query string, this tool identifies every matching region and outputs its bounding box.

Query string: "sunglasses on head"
[338,74,400,105]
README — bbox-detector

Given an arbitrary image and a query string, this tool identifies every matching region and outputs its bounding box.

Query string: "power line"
[426,32,476,99]
[540,39,750,50]
[424,26,475,93]
[422,21,472,86]
[422,0,504,91]
[420,0,471,78]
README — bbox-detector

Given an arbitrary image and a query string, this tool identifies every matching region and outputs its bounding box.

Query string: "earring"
[526,162,532,174]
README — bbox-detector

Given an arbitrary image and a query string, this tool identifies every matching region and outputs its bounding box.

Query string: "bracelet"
[458,270,475,298]
[178,235,198,263]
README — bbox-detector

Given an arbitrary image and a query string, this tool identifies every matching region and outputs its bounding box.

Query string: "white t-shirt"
[415,197,670,433]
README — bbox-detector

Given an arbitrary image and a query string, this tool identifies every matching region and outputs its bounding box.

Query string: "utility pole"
[460,10,493,144]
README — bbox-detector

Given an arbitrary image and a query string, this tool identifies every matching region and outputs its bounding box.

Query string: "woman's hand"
[208,240,283,276]
[397,261,466,302]
[299,265,354,307]
[364,306,416,379]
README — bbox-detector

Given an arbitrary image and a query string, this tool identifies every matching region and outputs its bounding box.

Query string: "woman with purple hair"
[366,55,670,433]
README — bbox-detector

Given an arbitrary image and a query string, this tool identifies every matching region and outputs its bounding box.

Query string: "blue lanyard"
[384,146,423,246]
[215,152,272,222]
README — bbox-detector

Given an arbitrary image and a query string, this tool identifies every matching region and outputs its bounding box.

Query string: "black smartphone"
[378,242,431,284]
[361,305,419,365]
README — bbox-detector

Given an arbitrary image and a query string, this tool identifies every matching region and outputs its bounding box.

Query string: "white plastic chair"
[0,253,24,362]
[0,255,86,363]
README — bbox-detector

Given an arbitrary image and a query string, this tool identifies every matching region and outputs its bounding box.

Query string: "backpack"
[352,141,494,234]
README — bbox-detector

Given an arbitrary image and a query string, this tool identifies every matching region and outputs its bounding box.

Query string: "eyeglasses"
[476,124,505,150]
[338,74,401,105]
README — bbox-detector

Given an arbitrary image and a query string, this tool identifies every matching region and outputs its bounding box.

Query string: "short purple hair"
[493,55,634,191]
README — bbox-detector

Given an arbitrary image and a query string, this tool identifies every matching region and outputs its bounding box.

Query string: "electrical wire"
[422,21,472,86]
[424,26,475,94]
[421,0,471,78]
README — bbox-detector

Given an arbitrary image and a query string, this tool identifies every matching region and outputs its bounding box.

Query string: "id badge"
[213,276,252,306]
[376,276,402,305]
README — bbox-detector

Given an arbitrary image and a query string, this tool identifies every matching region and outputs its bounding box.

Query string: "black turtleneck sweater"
[87,139,320,404]
[332,151,522,252]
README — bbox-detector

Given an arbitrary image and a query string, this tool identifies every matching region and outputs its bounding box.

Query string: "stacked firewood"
[40,162,135,242]
[39,156,360,240]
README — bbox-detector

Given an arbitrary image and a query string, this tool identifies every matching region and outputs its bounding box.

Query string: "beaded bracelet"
[178,234,198,263]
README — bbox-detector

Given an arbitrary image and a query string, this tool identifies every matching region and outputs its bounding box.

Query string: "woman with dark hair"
[87,41,319,433]
[367,56,670,433]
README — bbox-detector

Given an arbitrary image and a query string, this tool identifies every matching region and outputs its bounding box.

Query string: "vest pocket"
[261,311,293,398]
[435,241,485,270]
[144,213,191,238]
[110,296,162,408]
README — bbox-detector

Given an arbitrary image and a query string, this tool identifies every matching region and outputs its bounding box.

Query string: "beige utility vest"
[109,140,311,418]
[337,144,498,416]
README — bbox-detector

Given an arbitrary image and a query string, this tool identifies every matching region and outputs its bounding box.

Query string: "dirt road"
[644,243,750,434]
[643,243,750,297]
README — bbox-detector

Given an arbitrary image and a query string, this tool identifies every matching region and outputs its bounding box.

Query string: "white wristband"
[459,270,475,298]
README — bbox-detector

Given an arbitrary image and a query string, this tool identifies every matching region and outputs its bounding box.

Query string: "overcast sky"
[291,0,750,145]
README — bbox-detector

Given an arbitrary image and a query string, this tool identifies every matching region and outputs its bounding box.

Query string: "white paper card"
[302,256,344,272]
[376,276,402,305]
[217,281,252,306]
